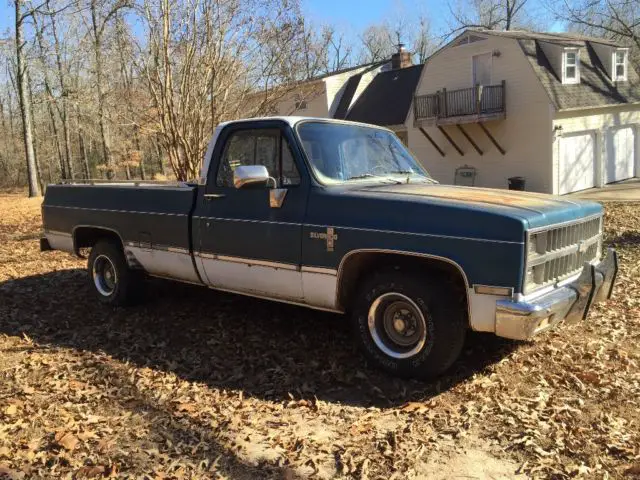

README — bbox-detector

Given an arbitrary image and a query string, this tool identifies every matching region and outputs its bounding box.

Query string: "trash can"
[508,176,526,191]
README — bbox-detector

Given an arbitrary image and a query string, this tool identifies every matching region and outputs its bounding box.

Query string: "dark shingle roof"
[333,74,362,120]
[344,64,424,126]
[518,38,640,110]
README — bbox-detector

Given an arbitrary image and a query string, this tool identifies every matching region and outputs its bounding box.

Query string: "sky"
[301,0,565,45]
[0,0,564,46]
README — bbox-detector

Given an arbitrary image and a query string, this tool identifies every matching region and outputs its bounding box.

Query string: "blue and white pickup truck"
[41,117,618,378]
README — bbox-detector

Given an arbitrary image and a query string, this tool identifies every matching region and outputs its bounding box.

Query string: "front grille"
[525,215,602,293]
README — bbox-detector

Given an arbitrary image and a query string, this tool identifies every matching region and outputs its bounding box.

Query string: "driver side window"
[216,129,300,188]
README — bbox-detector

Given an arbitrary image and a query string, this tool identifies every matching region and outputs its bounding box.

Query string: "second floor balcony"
[414,81,506,126]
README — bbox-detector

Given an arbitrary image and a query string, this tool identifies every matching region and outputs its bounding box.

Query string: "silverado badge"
[310,227,338,252]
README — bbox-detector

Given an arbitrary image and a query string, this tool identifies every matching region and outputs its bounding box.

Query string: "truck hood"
[361,183,602,229]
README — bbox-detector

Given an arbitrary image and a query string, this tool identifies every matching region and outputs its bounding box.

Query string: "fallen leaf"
[3,405,17,416]
[0,464,25,480]
[54,432,79,451]
[74,466,105,479]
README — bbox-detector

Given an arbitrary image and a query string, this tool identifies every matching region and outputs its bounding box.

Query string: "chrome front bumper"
[495,248,618,340]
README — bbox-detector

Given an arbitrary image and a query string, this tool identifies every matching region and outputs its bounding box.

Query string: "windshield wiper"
[387,170,415,175]
[346,173,403,185]
[346,173,377,180]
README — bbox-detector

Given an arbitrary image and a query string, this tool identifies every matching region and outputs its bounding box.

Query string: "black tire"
[87,240,141,306]
[351,271,466,379]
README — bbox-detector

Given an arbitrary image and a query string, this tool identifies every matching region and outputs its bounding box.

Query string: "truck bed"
[42,183,199,281]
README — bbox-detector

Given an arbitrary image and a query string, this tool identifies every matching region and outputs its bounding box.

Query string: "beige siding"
[552,105,640,191]
[275,83,328,117]
[410,35,555,193]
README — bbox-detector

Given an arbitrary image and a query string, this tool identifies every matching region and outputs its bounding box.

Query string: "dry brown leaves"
[0,191,639,479]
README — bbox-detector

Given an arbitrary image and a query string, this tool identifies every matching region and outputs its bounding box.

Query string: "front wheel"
[88,240,141,306]
[351,272,466,379]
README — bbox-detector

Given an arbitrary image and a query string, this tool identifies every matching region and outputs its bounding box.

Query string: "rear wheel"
[351,272,466,379]
[88,240,141,306]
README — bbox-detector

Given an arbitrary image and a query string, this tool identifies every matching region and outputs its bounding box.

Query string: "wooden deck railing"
[414,81,506,121]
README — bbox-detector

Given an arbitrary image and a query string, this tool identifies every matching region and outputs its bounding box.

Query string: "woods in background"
[2,0,638,196]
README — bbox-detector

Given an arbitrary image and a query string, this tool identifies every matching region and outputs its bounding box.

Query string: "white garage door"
[559,133,595,194]
[606,126,635,184]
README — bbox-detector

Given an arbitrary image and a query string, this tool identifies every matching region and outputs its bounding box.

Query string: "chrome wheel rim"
[93,255,117,297]
[368,292,427,359]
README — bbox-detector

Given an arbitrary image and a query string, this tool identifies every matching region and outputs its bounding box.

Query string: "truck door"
[194,120,308,301]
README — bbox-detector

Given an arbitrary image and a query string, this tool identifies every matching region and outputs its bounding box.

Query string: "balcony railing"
[414,81,506,124]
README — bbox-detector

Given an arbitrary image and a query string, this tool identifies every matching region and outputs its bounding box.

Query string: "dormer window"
[613,49,628,81]
[563,49,580,84]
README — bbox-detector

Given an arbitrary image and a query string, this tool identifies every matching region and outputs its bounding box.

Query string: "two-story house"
[410,30,640,194]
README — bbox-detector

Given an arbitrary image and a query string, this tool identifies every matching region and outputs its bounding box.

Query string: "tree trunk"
[91,0,114,179]
[15,0,41,197]
[154,139,166,176]
[77,109,90,180]
[27,73,44,192]
[46,0,74,180]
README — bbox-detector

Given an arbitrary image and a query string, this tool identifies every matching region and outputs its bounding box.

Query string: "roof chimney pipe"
[391,43,413,69]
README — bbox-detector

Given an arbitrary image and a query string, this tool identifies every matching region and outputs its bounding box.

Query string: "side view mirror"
[233,165,276,189]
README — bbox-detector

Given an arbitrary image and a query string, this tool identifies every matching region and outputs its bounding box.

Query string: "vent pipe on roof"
[391,43,413,69]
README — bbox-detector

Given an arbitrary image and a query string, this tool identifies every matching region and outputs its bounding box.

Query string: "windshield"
[296,121,433,184]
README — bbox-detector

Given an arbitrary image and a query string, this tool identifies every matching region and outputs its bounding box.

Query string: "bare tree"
[139,0,323,181]
[14,0,41,197]
[46,0,75,179]
[360,24,396,63]
[357,15,436,65]
[552,0,639,69]
[88,0,129,179]
[4,0,350,191]
[446,0,532,37]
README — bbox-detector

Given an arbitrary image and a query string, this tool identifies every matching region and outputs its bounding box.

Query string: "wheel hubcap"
[93,255,117,296]
[368,293,427,359]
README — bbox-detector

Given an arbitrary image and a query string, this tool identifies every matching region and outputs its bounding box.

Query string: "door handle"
[204,193,226,200]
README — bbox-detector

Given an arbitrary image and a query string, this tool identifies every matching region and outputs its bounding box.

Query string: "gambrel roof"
[461,29,640,110]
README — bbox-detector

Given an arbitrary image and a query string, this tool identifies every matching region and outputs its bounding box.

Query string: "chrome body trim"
[473,285,514,296]
[43,229,72,237]
[216,255,299,271]
[192,216,302,226]
[305,224,523,245]
[523,214,603,294]
[166,246,190,255]
[300,266,338,275]
[528,212,603,234]
[193,252,299,271]
[495,248,617,340]
[527,234,601,267]
[45,205,188,216]
[233,165,275,189]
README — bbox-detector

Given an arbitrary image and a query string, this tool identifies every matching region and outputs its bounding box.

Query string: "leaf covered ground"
[0,191,639,479]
